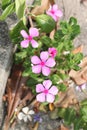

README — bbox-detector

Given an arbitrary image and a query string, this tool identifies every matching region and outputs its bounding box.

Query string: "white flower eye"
[22,107,29,114]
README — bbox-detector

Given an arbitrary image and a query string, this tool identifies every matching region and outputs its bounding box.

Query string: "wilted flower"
[46,4,63,22]
[48,47,57,58]
[76,83,86,92]
[31,51,56,76]
[20,27,39,48]
[36,80,58,103]
[18,107,35,122]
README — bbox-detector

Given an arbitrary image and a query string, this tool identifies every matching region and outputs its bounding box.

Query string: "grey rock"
[0,20,13,129]
[0,7,17,129]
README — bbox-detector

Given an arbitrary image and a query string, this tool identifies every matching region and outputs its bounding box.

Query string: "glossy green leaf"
[15,0,25,19]
[0,2,15,20]
[36,14,56,33]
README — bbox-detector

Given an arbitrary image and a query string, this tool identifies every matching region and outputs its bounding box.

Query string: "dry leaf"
[4,64,34,130]
[69,57,87,85]
[49,29,56,39]
[79,56,87,68]
[29,122,39,130]
[58,125,69,130]
[31,0,55,17]
[54,87,78,108]
[49,103,55,111]
[39,104,47,112]
[72,45,83,54]
[33,122,39,130]
[69,69,87,85]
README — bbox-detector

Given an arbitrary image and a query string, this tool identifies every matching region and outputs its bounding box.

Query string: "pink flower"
[48,47,57,58]
[46,4,63,22]
[20,28,39,48]
[36,80,58,103]
[76,83,86,92]
[31,51,56,76]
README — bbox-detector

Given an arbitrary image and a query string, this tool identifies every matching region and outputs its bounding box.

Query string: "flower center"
[40,61,45,66]
[51,51,54,55]
[51,10,55,14]
[44,89,48,94]
[28,35,32,41]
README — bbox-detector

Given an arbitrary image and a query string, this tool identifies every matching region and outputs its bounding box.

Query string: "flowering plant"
[1,0,87,129]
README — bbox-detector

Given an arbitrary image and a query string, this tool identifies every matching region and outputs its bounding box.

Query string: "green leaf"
[22,68,32,77]
[15,0,25,19]
[57,108,66,118]
[0,2,15,20]
[64,108,76,126]
[58,83,67,92]
[69,17,77,25]
[33,0,41,6]
[41,35,51,47]
[54,30,64,42]
[60,21,69,34]
[81,106,87,122]
[27,77,38,86]
[81,100,87,106]
[74,118,82,130]
[2,0,11,9]
[36,14,56,33]
[50,74,60,84]
[15,51,27,60]
[10,20,28,44]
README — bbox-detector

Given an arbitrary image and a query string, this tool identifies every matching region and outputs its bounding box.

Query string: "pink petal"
[76,86,81,92]
[29,28,39,37]
[32,65,41,74]
[48,47,57,57]
[36,93,45,102]
[53,4,58,11]
[42,66,50,76]
[49,86,58,95]
[43,80,52,89]
[20,30,28,38]
[46,11,57,21]
[56,10,63,17]
[31,39,39,48]
[81,83,86,90]
[51,15,58,21]
[46,11,53,17]
[20,40,29,48]
[36,84,44,92]
[40,51,49,62]
[46,93,55,103]
[31,56,41,64]
[45,58,56,67]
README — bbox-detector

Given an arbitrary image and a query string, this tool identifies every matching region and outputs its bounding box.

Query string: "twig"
[28,15,34,27]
